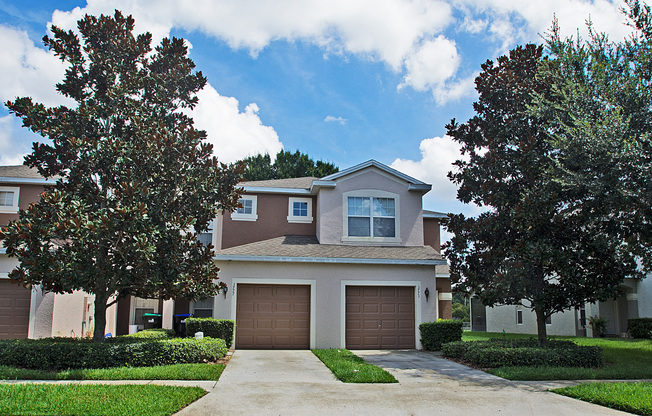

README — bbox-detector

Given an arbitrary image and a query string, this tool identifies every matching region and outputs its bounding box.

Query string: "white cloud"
[46,0,636,106]
[0,25,72,108]
[324,115,347,125]
[189,85,283,163]
[0,116,29,165]
[391,135,482,218]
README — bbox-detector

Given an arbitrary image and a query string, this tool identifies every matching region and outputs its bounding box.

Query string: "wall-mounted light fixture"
[424,287,430,301]
[221,285,228,298]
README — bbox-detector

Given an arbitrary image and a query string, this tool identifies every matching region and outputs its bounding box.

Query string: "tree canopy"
[241,150,338,181]
[443,44,636,344]
[0,11,243,341]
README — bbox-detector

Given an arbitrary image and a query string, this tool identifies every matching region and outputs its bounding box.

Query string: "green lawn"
[312,349,397,383]
[0,363,225,381]
[554,382,652,416]
[462,332,652,380]
[0,383,205,416]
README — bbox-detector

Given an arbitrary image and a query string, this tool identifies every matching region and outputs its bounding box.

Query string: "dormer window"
[342,191,401,243]
[231,196,258,221]
[0,187,19,213]
[287,197,313,223]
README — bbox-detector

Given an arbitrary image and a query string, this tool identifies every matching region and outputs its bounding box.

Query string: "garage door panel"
[346,285,415,349]
[0,281,31,339]
[236,284,310,349]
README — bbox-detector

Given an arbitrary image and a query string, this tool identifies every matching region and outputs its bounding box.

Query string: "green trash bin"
[143,313,162,329]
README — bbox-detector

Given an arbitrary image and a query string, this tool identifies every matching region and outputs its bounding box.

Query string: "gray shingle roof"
[215,235,445,265]
[0,165,44,179]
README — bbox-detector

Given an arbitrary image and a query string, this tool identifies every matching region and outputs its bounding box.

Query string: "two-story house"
[1,160,452,349]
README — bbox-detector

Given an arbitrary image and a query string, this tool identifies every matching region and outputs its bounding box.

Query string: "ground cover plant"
[0,363,225,381]
[461,332,652,380]
[312,349,397,383]
[554,382,652,416]
[0,383,205,416]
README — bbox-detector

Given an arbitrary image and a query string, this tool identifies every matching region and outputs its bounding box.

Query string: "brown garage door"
[236,284,310,349]
[346,286,415,349]
[0,280,31,339]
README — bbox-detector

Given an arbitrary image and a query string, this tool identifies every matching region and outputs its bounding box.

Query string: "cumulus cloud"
[46,0,635,106]
[391,135,483,218]
[188,85,283,163]
[324,115,347,125]
[0,116,30,166]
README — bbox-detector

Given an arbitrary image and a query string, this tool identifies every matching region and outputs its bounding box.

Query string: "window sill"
[341,236,402,244]
[231,214,258,222]
[287,216,313,224]
[0,207,18,213]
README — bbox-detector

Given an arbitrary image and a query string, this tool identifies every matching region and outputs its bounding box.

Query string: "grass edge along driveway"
[312,349,397,383]
[0,383,206,416]
[554,381,652,416]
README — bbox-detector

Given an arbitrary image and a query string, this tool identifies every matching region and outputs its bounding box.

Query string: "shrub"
[589,315,608,337]
[441,338,603,368]
[420,320,463,351]
[0,337,227,371]
[120,328,175,339]
[628,318,652,339]
[185,318,235,348]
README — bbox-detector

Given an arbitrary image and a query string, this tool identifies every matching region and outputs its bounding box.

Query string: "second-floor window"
[287,197,313,223]
[231,196,258,221]
[0,187,19,213]
[197,220,214,247]
[347,196,396,238]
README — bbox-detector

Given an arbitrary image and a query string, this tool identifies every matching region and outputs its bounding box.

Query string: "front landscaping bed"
[312,349,397,383]
[554,382,652,416]
[0,383,206,416]
[459,332,652,380]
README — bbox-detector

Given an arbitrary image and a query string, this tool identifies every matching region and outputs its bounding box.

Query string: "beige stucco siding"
[316,168,425,246]
[214,260,438,349]
[485,302,578,336]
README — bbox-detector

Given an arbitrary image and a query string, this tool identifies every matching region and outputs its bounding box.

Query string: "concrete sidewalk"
[176,349,631,416]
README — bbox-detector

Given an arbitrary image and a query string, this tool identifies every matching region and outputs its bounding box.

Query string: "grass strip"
[0,383,206,416]
[312,349,397,383]
[0,363,225,381]
[554,382,652,416]
[463,332,652,380]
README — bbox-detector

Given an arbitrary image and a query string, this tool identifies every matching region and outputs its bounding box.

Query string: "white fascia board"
[424,211,449,219]
[309,180,336,193]
[0,177,55,185]
[214,254,446,266]
[240,186,312,195]
[321,159,429,186]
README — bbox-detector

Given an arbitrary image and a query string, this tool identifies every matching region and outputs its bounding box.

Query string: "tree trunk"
[93,292,108,342]
[534,306,548,346]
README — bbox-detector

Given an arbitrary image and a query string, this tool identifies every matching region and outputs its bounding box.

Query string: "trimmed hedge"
[628,318,652,339]
[185,318,235,348]
[121,328,176,339]
[419,320,463,351]
[441,339,603,368]
[0,337,227,371]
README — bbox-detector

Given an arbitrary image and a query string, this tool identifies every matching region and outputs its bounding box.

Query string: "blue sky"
[0,0,635,219]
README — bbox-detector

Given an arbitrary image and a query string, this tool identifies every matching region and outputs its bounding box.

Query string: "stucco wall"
[485,302,579,336]
[214,260,438,349]
[316,168,425,246]
[220,194,316,249]
[423,218,441,252]
[0,184,45,227]
[637,274,652,318]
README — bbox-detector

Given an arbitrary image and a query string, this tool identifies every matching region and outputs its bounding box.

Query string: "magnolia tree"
[0,11,243,341]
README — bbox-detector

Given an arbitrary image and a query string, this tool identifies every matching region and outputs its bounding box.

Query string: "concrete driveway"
[177,349,630,416]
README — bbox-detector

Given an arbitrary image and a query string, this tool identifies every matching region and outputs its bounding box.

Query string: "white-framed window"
[192,298,214,318]
[231,195,258,221]
[342,190,400,243]
[287,197,313,223]
[197,219,214,247]
[0,187,19,213]
[516,305,523,325]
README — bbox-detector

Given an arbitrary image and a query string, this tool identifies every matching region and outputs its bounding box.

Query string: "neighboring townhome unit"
[0,166,118,339]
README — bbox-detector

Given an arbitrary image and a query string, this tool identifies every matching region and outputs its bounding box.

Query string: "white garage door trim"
[341,280,422,349]
[231,278,317,349]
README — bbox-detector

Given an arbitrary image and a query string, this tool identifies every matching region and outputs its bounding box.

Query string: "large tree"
[242,150,338,181]
[444,44,636,344]
[0,11,243,341]
[534,0,652,273]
